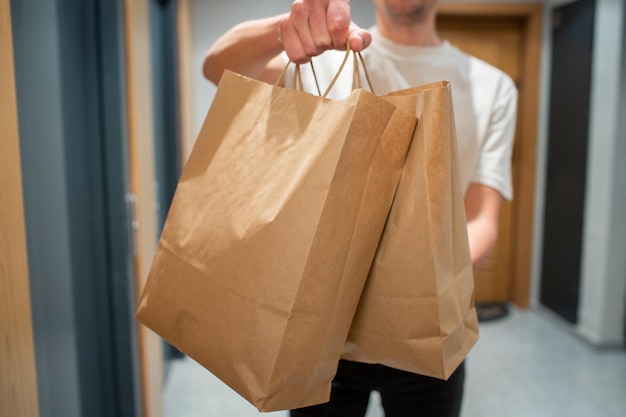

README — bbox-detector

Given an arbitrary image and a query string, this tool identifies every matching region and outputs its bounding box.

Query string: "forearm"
[464,183,502,272]
[203,14,288,85]
[203,1,370,86]
[466,217,498,272]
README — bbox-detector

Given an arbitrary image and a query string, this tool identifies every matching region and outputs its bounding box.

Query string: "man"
[203,1,517,416]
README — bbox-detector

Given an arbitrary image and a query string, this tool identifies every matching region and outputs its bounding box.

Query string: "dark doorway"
[540,0,596,324]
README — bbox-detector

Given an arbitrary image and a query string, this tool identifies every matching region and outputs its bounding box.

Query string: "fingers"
[308,3,334,51]
[325,0,351,49]
[280,14,309,64]
[280,0,368,64]
[348,24,372,53]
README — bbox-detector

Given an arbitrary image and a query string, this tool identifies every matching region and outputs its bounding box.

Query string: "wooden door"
[0,1,41,415]
[437,4,543,305]
[438,16,520,302]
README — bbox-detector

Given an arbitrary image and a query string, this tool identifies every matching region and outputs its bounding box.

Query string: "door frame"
[437,2,543,308]
[123,0,164,416]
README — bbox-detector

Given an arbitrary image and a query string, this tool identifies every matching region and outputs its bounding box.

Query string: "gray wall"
[12,0,140,415]
[11,1,82,415]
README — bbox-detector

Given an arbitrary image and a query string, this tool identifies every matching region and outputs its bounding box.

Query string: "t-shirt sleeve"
[471,75,518,201]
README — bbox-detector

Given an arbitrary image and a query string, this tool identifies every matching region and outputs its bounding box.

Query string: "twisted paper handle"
[277,41,375,98]
[277,60,322,96]
[323,41,375,97]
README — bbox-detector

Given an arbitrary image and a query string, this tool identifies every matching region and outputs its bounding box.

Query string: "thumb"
[348,24,372,52]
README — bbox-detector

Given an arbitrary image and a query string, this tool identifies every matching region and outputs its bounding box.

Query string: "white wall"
[190,1,286,136]
[578,0,626,346]
[187,0,626,346]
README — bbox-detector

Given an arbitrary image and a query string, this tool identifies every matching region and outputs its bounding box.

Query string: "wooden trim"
[123,1,164,416]
[513,4,543,309]
[438,3,544,308]
[0,1,41,416]
[177,0,196,165]
[438,2,542,17]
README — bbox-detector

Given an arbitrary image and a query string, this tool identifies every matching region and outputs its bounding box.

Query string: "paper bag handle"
[323,45,375,97]
[276,42,374,98]
[276,60,322,96]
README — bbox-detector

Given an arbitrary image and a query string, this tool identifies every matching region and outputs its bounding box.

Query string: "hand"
[279,0,372,64]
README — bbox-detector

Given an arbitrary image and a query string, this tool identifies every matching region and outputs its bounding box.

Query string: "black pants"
[291,360,465,417]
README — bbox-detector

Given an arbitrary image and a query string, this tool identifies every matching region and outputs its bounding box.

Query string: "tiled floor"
[164,307,626,417]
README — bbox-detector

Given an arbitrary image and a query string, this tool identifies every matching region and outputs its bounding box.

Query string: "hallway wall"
[578,0,626,346]
[11,0,142,416]
[11,1,83,415]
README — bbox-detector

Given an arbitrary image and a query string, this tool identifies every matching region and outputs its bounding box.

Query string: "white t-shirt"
[285,26,518,200]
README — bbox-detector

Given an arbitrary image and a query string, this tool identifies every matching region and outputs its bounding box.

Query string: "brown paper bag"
[342,81,479,380]
[135,70,417,411]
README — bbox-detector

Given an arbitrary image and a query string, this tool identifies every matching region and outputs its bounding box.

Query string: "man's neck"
[375,12,442,47]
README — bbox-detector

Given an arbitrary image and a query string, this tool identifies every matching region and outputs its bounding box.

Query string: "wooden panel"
[123,0,164,416]
[0,1,40,416]
[438,16,521,302]
[437,3,544,307]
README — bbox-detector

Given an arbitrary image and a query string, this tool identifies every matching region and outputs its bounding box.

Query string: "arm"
[464,183,503,272]
[203,15,287,85]
[464,72,518,271]
[203,0,371,86]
